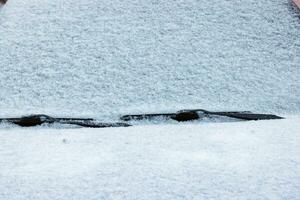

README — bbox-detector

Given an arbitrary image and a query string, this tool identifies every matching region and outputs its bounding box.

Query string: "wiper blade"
[120,109,284,122]
[183,109,283,121]
[0,114,131,128]
[59,120,131,128]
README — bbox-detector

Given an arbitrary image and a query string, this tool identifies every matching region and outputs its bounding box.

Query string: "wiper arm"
[120,109,283,122]
[0,114,131,128]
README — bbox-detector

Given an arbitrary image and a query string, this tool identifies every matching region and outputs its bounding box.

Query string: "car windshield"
[0,0,299,121]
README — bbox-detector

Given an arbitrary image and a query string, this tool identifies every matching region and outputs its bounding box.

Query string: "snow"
[0,0,300,119]
[0,117,299,199]
[0,1,300,199]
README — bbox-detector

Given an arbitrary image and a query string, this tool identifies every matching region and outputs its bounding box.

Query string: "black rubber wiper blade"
[203,112,283,120]
[183,109,284,120]
[60,120,131,128]
[54,117,94,121]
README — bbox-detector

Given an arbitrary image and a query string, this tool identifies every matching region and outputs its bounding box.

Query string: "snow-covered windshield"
[0,0,299,120]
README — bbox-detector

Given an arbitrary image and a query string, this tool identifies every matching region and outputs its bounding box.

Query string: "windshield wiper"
[120,109,283,122]
[0,114,131,128]
[0,109,283,128]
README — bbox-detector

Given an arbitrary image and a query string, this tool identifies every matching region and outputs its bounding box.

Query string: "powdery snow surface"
[0,117,300,200]
[0,0,300,118]
[1,1,300,199]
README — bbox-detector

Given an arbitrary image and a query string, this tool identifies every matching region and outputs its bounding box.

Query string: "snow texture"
[0,117,300,200]
[0,0,300,119]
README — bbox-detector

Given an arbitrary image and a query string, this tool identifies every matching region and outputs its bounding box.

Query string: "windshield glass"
[0,0,299,120]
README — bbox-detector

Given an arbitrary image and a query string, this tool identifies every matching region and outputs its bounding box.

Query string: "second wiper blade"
[120,109,284,122]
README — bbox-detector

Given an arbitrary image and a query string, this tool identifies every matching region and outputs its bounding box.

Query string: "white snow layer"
[0,0,299,118]
[0,117,300,200]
